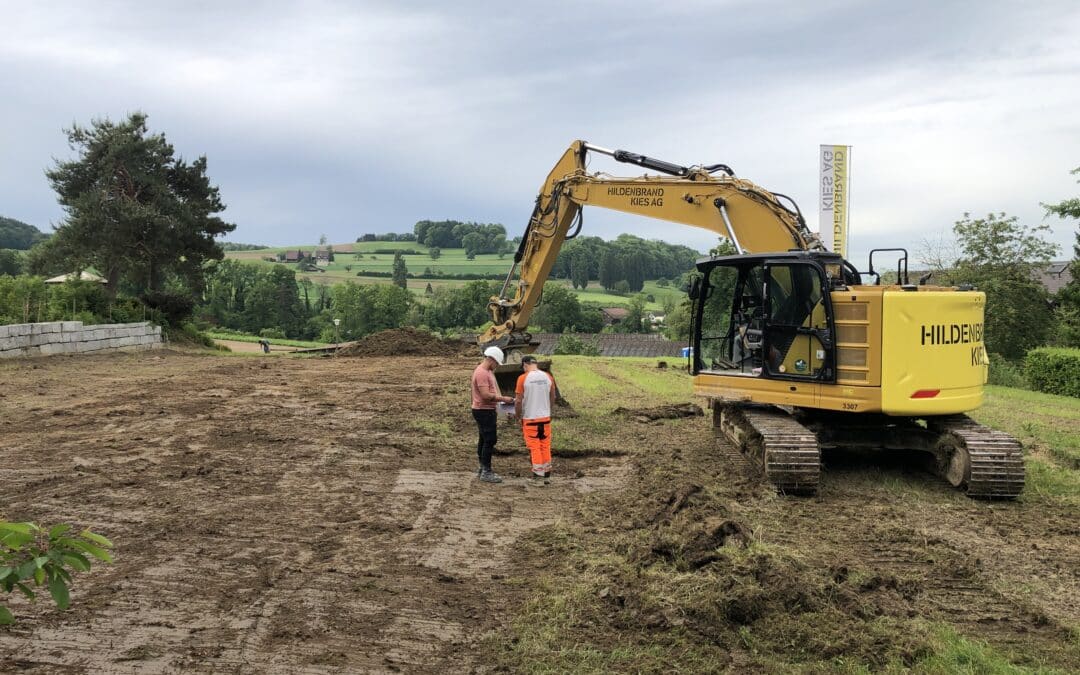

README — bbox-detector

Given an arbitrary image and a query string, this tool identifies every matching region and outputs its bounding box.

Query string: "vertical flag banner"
[819,145,851,257]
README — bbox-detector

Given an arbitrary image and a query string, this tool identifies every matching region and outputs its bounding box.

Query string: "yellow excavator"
[479,141,1024,498]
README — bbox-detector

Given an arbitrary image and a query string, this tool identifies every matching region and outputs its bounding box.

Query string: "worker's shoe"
[479,470,503,484]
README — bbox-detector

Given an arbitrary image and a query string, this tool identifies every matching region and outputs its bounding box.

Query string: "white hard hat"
[483,346,505,364]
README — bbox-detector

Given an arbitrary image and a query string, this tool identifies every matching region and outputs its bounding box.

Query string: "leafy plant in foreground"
[0,522,113,625]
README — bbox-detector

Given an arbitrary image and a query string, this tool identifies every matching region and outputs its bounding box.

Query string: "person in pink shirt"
[472,346,514,483]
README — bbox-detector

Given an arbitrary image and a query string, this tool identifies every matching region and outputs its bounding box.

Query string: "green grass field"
[970,385,1080,504]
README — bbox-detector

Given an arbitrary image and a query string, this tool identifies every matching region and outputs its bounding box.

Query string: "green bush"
[259,328,286,339]
[987,355,1027,388]
[1025,347,1080,398]
[169,322,215,347]
[553,334,601,356]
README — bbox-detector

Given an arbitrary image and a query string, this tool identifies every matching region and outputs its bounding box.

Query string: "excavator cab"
[692,252,837,382]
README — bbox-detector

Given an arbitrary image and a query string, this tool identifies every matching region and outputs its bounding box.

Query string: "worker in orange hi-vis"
[514,354,556,482]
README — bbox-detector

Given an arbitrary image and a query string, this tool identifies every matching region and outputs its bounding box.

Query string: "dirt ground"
[1,348,1078,672]
[0,349,625,672]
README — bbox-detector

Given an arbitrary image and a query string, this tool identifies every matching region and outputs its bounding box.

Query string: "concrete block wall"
[0,322,162,359]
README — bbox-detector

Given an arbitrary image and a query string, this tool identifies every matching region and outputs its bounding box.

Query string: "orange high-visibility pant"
[522,416,552,477]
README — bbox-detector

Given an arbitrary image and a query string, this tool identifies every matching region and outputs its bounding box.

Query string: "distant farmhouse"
[600,307,630,326]
[1036,261,1073,295]
[279,249,311,263]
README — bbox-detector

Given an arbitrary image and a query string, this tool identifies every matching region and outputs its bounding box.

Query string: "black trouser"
[471,408,498,471]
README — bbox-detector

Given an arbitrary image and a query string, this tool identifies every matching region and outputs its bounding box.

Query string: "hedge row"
[368,249,423,255]
[1024,347,1080,398]
[354,270,505,281]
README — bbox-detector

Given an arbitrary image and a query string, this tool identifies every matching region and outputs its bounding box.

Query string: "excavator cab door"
[761,261,836,381]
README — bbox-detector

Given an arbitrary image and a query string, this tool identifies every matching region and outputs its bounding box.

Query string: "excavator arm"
[479,140,824,349]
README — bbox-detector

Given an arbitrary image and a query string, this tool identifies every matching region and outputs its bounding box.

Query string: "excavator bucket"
[492,360,553,397]
[492,359,570,407]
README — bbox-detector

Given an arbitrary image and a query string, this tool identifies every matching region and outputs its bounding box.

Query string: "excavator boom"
[480,141,823,349]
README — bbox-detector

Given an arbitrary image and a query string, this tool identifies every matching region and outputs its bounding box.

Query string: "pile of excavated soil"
[338,327,475,358]
[612,402,704,422]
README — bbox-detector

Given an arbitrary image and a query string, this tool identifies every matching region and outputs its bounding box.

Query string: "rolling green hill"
[0,215,48,250]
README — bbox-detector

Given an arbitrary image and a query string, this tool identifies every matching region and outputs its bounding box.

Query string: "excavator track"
[716,404,819,496]
[928,415,1025,499]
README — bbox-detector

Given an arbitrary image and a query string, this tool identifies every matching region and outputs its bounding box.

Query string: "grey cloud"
[0,1,1077,256]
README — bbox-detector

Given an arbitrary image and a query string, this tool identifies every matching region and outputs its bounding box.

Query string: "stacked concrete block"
[0,321,163,359]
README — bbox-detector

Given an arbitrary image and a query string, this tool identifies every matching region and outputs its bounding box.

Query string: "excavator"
[478,140,1024,499]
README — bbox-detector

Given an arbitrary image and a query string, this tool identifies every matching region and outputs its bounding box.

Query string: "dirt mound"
[337,327,474,358]
[612,402,704,422]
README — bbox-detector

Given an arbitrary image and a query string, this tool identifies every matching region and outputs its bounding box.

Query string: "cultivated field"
[1,349,1077,672]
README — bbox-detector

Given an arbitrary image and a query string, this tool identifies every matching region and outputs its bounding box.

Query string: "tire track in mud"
[698,410,1079,654]
[0,352,629,673]
[739,455,1078,655]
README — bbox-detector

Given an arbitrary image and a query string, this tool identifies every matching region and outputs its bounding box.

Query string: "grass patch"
[1021,458,1080,506]
[914,623,1072,674]
[408,419,454,442]
[551,356,692,408]
[975,387,1080,465]
[204,331,328,349]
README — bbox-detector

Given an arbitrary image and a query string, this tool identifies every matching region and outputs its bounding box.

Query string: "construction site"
[1,330,1077,672]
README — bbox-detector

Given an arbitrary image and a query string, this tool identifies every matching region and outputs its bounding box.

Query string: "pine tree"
[392,251,408,289]
[571,250,589,289]
[42,112,233,300]
[625,253,646,292]
[599,250,622,291]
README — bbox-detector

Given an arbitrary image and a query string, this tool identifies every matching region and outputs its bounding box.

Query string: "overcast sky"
[2,1,1078,265]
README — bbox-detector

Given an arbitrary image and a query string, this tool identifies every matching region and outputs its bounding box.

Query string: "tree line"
[194,259,654,341]
[549,234,700,293]
[0,216,48,250]
[413,220,510,257]
[2,111,1076,362]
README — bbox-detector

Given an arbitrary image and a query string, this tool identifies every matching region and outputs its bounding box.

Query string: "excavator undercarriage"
[713,403,1025,499]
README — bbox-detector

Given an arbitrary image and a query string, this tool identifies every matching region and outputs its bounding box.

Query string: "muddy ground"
[1,349,625,672]
[1,349,1078,673]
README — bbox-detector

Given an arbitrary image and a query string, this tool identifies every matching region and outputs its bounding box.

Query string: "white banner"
[819,145,851,257]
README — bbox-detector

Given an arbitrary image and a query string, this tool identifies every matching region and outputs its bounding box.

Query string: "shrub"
[259,328,286,339]
[1025,347,1080,397]
[169,321,215,347]
[553,334,601,356]
[987,355,1027,389]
